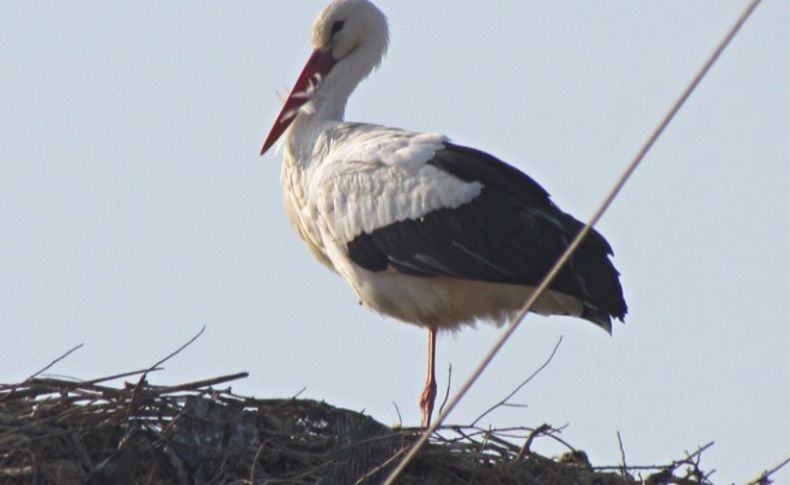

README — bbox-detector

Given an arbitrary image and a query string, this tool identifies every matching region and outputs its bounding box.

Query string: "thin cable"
[383,1,762,482]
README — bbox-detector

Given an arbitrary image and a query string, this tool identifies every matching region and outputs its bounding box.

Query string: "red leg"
[419,327,437,428]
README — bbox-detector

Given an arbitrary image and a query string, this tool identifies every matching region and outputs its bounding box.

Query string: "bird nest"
[3,367,772,485]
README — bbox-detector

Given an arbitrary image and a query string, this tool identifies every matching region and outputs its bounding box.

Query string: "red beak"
[260,49,338,156]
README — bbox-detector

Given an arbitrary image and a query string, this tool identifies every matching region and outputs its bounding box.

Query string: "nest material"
[0,372,716,484]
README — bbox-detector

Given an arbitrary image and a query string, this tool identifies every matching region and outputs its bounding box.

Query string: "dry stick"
[678,442,715,471]
[437,364,452,416]
[392,401,403,428]
[125,326,207,419]
[353,446,409,485]
[471,335,562,427]
[747,456,790,485]
[617,431,628,478]
[86,367,164,385]
[382,2,762,483]
[0,343,84,401]
[591,440,720,476]
[515,423,552,460]
[591,442,718,478]
[154,372,249,393]
[249,440,267,483]
[467,426,493,483]
[147,325,206,373]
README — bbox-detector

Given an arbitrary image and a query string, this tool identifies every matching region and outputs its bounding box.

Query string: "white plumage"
[305,128,481,249]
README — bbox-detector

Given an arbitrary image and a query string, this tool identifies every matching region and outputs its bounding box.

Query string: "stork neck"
[285,53,372,166]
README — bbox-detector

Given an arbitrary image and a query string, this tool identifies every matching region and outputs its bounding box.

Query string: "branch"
[147,325,206,373]
[471,336,562,427]
[86,367,164,385]
[153,372,249,393]
[515,423,552,460]
[391,401,403,428]
[125,326,207,418]
[746,456,790,485]
[617,431,629,479]
[0,343,83,401]
[437,363,452,417]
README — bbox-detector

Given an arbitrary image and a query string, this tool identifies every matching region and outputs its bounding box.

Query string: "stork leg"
[419,327,438,428]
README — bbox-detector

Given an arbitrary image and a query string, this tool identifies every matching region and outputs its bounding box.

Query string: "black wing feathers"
[346,143,627,322]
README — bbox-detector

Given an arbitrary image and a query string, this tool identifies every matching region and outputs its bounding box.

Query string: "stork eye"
[331,20,345,36]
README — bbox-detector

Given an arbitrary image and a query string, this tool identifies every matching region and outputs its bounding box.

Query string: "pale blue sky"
[2,1,788,482]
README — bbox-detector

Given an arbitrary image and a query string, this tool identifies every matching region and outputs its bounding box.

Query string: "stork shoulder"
[319,123,446,168]
[308,124,484,244]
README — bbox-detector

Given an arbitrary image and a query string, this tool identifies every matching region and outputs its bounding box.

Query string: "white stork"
[260,0,627,428]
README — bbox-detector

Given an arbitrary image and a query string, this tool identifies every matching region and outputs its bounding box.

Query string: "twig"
[680,441,715,482]
[515,423,552,460]
[467,426,493,483]
[683,441,714,463]
[126,326,207,418]
[746,456,790,485]
[86,367,164,385]
[391,401,403,428]
[382,2,762,482]
[0,343,83,402]
[353,445,409,485]
[153,372,249,393]
[670,442,715,480]
[617,431,629,479]
[437,363,452,416]
[471,336,562,427]
[147,326,206,373]
[249,439,267,483]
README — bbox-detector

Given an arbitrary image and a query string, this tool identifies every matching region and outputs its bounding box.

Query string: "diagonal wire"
[383,1,762,483]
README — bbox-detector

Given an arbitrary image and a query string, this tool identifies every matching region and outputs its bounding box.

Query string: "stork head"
[261,0,389,155]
